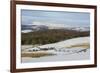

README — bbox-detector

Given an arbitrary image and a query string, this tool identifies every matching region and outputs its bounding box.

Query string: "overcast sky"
[21,9,90,27]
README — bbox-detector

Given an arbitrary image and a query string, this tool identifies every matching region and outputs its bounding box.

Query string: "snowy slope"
[38,37,89,49]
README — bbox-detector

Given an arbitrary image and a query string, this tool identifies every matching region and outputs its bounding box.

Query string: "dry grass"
[21,52,55,58]
[66,43,90,49]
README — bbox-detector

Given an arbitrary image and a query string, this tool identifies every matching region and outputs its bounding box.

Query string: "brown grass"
[21,52,55,58]
[66,43,90,49]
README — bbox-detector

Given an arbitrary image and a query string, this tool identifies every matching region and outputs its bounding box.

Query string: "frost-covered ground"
[22,36,90,63]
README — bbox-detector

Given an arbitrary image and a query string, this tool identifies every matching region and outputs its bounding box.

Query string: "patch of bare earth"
[21,51,55,58]
[66,43,90,49]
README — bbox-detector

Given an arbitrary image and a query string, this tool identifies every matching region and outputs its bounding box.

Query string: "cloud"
[21,9,90,27]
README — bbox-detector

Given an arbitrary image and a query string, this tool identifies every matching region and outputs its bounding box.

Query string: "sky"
[21,9,90,27]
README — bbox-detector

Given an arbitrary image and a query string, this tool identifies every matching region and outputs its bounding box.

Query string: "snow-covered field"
[22,36,90,63]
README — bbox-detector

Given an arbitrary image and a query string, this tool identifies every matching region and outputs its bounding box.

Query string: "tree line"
[21,29,90,45]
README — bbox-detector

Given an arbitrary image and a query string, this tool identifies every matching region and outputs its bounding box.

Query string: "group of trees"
[21,29,90,45]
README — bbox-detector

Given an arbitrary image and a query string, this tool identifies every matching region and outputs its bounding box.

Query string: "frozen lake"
[22,49,90,63]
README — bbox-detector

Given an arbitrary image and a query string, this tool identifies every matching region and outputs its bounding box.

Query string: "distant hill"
[21,25,48,33]
[21,24,90,33]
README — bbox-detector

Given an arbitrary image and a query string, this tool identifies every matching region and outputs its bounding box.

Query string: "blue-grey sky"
[21,9,90,27]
